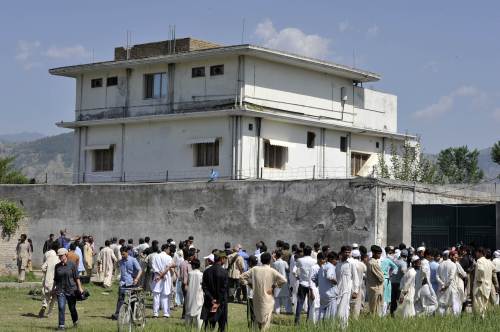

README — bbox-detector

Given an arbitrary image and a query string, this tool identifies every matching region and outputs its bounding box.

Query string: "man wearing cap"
[227,245,245,303]
[350,249,366,319]
[397,255,418,317]
[53,248,84,330]
[366,245,384,316]
[390,249,408,316]
[201,251,229,331]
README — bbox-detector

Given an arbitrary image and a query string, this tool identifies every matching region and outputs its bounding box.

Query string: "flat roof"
[49,44,380,82]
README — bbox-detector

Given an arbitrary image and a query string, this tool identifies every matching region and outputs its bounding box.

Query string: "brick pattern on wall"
[114,38,220,61]
[0,219,28,275]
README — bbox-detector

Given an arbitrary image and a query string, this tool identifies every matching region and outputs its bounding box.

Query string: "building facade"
[50,37,412,183]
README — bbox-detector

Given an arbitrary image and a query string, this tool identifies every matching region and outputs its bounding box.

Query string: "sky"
[0,1,499,153]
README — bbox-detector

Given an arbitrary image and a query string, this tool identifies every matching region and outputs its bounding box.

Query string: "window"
[91,78,103,88]
[192,67,205,78]
[264,141,287,169]
[106,76,118,86]
[93,147,114,172]
[307,132,316,148]
[210,64,224,76]
[376,141,380,149]
[351,152,370,176]
[144,73,168,99]
[248,123,253,131]
[340,136,347,152]
[194,141,219,167]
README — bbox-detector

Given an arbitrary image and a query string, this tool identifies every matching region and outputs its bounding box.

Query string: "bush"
[0,200,26,239]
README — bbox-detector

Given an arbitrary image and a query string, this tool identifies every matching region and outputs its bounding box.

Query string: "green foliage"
[377,138,440,184]
[0,200,25,239]
[437,146,484,184]
[491,140,500,165]
[0,156,29,184]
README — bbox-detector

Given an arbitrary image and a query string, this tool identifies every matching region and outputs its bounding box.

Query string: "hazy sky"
[1,1,499,153]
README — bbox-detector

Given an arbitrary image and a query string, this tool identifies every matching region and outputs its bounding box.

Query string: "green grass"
[0,283,499,331]
[0,271,40,282]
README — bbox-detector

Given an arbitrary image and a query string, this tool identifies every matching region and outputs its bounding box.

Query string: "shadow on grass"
[21,312,40,318]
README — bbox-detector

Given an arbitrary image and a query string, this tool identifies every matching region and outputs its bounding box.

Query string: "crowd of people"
[26,230,500,331]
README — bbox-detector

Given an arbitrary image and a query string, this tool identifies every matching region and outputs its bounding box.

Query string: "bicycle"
[117,287,146,332]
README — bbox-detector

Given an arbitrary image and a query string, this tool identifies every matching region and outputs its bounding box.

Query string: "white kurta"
[100,247,117,288]
[335,260,359,326]
[437,259,461,315]
[151,252,173,295]
[398,267,416,318]
[185,269,204,316]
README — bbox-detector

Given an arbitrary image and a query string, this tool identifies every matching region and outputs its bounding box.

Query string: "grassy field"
[0,283,499,331]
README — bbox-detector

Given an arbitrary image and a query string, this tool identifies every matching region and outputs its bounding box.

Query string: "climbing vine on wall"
[0,200,25,239]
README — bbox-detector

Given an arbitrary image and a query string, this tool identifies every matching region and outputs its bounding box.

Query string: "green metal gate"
[412,204,496,250]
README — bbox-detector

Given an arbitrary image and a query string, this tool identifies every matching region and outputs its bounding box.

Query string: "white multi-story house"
[50,37,412,183]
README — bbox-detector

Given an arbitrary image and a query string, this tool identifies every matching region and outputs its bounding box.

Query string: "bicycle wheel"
[117,303,132,332]
[133,300,146,329]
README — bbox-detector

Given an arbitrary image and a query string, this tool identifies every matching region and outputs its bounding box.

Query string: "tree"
[492,140,500,165]
[377,138,441,184]
[0,156,29,184]
[0,200,26,239]
[437,146,484,184]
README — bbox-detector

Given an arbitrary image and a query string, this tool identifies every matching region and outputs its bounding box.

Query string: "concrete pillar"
[387,201,412,246]
[496,202,500,249]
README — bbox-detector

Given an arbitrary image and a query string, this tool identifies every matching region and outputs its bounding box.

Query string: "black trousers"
[390,282,401,315]
[203,304,227,332]
[294,284,309,324]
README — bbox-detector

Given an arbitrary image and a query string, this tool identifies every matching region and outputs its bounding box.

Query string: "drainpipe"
[256,118,262,179]
[346,132,352,177]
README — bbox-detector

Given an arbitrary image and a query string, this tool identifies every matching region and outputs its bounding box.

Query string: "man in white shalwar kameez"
[39,242,59,317]
[397,256,418,318]
[271,250,292,314]
[184,259,204,331]
[308,253,323,324]
[437,250,464,316]
[317,251,338,321]
[151,244,174,318]
[240,252,286,331]
[335,246,359,328]
[99,241,117,288]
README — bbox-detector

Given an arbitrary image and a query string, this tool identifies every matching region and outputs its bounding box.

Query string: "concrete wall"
[0,179,378,271]
[0,178,497,273]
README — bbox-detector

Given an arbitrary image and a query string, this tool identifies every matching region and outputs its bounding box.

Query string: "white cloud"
[255,19,330,59]
[367,25,380,38]
[44,45,89,59]
[338,21,350,32]
[15,40,42,70]
[413,86,481,119]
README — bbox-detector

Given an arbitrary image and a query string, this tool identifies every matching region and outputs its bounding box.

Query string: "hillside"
[0,133,73,183]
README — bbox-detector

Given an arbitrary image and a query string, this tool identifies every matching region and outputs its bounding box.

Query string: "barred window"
[351,152,370,176]
[93,147,114,172]
[264,141,287,169]
[194,141,219,167]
